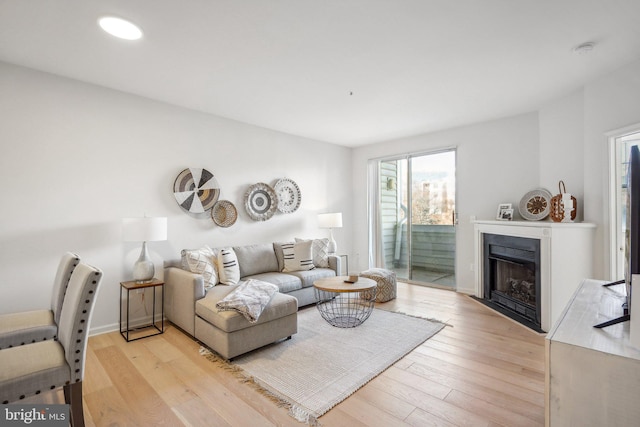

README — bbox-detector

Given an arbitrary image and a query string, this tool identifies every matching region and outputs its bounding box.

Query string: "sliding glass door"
[371,149,456,288]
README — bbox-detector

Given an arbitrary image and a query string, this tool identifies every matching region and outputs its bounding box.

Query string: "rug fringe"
[376,308,453,327]
[199,346,321,425]
[290,405,319,426]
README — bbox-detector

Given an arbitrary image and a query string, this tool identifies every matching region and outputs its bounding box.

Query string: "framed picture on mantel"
[497,203,513,221]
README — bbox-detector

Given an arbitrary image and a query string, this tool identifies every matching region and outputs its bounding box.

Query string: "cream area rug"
[200,307,445,425]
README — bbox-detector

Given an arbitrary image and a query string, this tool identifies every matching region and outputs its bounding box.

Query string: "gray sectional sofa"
[164,242,340,359]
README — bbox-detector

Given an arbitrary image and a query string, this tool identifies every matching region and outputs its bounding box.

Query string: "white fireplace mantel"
[474,220,596,332]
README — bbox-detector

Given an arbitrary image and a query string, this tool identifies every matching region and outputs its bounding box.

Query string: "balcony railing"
[384,223,455,286]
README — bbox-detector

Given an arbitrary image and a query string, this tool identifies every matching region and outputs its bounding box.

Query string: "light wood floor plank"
[94,345,183,426]
[404,407,462,427]
[401,357,545,423]
[423,338,545,380]
[331,393,413,427]
[82,345,113,395]
[377,365,452,400]
[405,352,545,407]
[356,382,417,421]
[413,345,545,392]
[319,407,372,427]
[171,395,233,427]
[368,371,492,427]
[84,385,139,427]
[444,389,542,427]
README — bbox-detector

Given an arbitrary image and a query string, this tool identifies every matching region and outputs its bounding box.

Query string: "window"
[610,128,640,279]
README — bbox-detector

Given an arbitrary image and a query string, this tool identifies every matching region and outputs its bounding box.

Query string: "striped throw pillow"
[282,240,315,272]
[217,247,240,285]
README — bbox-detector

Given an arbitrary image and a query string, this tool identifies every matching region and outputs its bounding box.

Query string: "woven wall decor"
[244,182,277,221]
[211,200,238,227]
[274,178,301,213]
[518,188,552,221]
[173,168,220,213]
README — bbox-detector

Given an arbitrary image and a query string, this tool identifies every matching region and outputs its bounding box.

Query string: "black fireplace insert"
[482,233,541,329]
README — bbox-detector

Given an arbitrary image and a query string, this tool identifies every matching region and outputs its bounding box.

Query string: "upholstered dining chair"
[0,252,80,349]
[0,262,103,427]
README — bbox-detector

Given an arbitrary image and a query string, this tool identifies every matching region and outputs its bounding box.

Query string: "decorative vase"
[550,181,577,222]
[133,241,155,282]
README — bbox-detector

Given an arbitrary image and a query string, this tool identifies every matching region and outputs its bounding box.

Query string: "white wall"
[351,113,540,294]
[0,62,351,334]
[539,88,585,221]
[539,58,640,280]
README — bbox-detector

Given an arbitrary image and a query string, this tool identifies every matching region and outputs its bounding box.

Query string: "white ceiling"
[1,1,640,147]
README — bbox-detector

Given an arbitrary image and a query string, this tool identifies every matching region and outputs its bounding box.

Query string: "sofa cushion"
[181,246,218,289]
[244,272,302,293]
[233,244,279,277]
[288,267,337,288]
[217,248,240,285]
[196,284,298,333]
[282,241,315,272]
[295,237,330,268]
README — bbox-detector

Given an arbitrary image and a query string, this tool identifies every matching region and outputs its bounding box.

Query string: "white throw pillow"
[181,245,218,289]
[283,240,315,272]
[295,237,329,268]
[217,247,240,285]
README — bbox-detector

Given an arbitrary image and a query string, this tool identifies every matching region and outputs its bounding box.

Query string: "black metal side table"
[313,276,377,328]
[120,278,164,342]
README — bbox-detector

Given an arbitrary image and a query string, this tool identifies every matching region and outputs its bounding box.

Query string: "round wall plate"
[244,182,277,221]
[519,188,552,220]
[212,200,237,227]
[274,178,301,213]
[173,168,220,213]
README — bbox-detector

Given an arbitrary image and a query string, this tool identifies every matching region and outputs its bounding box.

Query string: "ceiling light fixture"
[573,42,595,55]
[98,16,143,40]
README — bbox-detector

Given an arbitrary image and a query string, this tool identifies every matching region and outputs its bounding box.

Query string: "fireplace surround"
[474,220,596,332]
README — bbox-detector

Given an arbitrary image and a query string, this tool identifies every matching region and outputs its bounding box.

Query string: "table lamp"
[123,217,167,282]
[318,212,342,254]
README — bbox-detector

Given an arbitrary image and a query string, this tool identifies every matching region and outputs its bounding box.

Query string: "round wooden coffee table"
[313,276,377,328]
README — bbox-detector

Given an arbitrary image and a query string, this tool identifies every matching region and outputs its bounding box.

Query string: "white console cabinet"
[546,279,640,426]
[474,221,595,331]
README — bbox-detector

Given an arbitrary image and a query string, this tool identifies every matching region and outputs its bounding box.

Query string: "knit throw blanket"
[215,279,279,323]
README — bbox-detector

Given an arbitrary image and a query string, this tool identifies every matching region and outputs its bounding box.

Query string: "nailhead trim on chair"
[68,272,101,384]
[1,263,102,406]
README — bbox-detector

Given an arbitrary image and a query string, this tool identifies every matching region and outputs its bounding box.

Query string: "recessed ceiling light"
[573,42,595,55]
[98,16,143,41]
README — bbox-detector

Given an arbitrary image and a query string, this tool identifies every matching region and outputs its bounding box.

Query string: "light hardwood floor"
[28,283,545,426]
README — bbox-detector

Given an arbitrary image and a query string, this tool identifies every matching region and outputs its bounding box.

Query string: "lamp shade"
[318,212,342,229]
[122,217,167,242]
